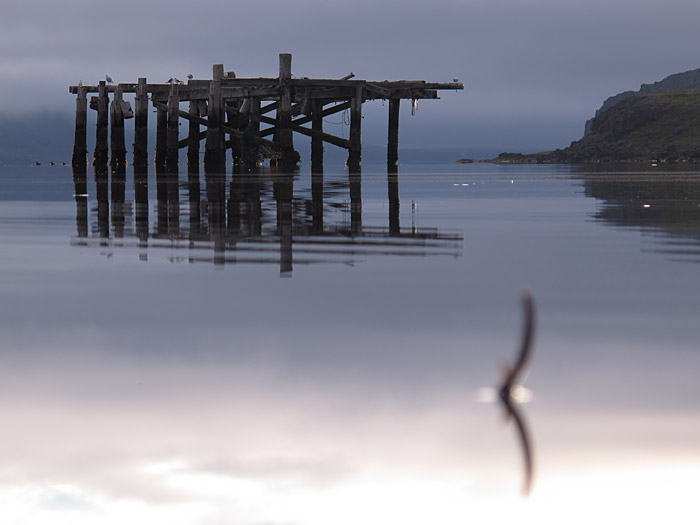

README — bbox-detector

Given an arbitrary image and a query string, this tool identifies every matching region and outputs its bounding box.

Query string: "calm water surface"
[0,160,699,524]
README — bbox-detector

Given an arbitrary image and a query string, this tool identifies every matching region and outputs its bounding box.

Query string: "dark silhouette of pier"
[69,53,463,174]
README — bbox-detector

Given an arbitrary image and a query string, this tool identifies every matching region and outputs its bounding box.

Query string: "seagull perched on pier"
[187,74,194,80]
[174,78,183,84]
[453,77,460,83]
[498,289,536,496]
[105,75,113,84]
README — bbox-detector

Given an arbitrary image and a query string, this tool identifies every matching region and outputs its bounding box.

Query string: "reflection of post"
[94,81,109,168]
[228,174,241,236]
[275,175,294,275]
[133,78,149,167]
[387,98,400,172]
[311,99,324,174]
[133,165,149,243]
[110,85,126,169]
[72,86,87,168]
[205,172,226,264]
[167,171,180,237]
[72,168,88,237]
[388,170,400,235]
[349,172,362,236]
[155,165,168,237]
[188,163,201,240]
[94,166,109,239]
[312,171,324,234]
[243,175,262,237]
[111,165,126,238]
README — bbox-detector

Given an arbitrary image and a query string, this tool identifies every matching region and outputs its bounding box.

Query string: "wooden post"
[347,85,362,171]
[166,82,180,172]
[387,98,400,172]
[94,81,109,167]
[278,53,295,171]
[133,78,148,167]
[311,99,324,173]
[187,80,200,171]
[241,97,261,170]
[110,85,126,169]
[155,103,167,170]
[72,86,87,168]
[205,64,224,172]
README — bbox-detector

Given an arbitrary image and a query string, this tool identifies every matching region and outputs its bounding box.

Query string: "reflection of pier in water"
[72,167,463,274]
[579,170,700,264]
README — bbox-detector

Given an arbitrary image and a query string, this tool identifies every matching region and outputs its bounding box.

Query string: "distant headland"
[469,68,700,164]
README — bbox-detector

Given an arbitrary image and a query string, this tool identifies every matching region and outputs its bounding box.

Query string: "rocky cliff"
[488,90,700,164]
[584,68,700,136]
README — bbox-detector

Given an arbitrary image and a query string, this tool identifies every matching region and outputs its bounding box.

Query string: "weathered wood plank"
[311,99,323,173]
[72,86,87,168]
[278,53,295,170]
[187,88,201,170]
[110,85,126,168]
[347,85,362,169]
[387,98,400,171]
[94,81,109,167]
[166,83,180,171]
[133,78,148,167]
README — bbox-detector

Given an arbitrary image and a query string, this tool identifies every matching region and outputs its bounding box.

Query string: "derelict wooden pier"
[70,53,463,173]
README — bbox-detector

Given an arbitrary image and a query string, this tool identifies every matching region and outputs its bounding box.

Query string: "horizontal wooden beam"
[69,80,463,98]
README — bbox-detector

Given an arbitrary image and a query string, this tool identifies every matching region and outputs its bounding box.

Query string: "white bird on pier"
[174,78,183,84]
[453,77,459,83]
[105,75,114,84]
[166,78,174,84]
[187,74,193,80]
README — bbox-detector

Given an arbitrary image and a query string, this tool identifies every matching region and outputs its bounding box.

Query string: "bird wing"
[506,289,535,386]
[504,400,533,496]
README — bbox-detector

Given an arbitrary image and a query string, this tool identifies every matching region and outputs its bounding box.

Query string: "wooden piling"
[133,78,148,167]
[72,86,87,168]
[110,85,126,169]
[155,104,167,170]
[278,53,295,171]
[205,64,224,172]
[166,82,180,172]
[387,98,400,172]
[187,82,200,170]
[311,99,324,173]
[347,86,362,170]
[241,97,261,170]
[94,81,109,167]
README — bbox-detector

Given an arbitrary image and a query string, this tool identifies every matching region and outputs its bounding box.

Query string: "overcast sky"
[3,0,700,151]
